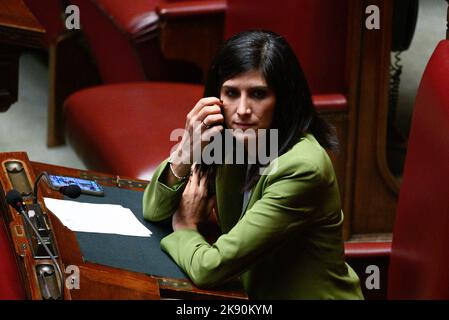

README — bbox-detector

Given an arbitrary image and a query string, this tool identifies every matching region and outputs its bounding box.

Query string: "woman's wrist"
[169,162,190,181]
[172,213,198,231]
[173,221,198,232]
[165,153,192,187]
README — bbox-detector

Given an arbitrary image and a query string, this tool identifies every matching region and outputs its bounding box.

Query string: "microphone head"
[60,185,82,199]
[6,189,23,206]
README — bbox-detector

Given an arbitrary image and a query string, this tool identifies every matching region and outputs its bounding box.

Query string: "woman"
[143,30,363,299]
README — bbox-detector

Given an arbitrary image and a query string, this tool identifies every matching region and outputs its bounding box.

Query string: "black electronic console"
[23,202,58,259]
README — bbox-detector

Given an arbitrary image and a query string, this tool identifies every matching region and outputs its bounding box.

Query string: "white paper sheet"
[43,197,152,237]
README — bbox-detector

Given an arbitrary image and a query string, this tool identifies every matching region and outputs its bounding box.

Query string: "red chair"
[345,40,449,299]
[0,218,26,299]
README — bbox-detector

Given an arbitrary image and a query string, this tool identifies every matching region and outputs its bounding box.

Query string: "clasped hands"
[172,165,215,232]
[168,97,223,232]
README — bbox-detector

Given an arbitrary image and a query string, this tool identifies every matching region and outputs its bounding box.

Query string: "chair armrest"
[344,241,392,300]
[344,241,392,259]
[312,94,347,112]
[157,0,227,18]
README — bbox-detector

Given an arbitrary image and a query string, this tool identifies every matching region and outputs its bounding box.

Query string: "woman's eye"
[251,90,267,99]
[225,89,238,98]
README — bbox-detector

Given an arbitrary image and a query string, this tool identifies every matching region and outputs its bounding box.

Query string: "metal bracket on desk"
[79,172,148,189]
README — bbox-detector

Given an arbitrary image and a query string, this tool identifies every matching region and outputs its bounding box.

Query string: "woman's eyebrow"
[249,86,270,90]
[221,85,270,90]
[221,85,236,89]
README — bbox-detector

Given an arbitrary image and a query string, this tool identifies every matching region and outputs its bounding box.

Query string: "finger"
[190,164,199,186]
[199,170,208,190]
[206,197,215,217]
[182,174,193,195]
[191,97,222,116]
[202,113,224,128]
[197,104,222,122]
[189,105,221,133]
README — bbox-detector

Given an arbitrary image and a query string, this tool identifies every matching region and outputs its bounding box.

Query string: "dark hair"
[203,30,338,190]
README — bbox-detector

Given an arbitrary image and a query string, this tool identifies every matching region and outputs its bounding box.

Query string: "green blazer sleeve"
[142,159,188,222]
[160,158,324,288]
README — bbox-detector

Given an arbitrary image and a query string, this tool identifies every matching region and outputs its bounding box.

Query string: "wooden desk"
[0,0,46,112]
[0,152,247,300]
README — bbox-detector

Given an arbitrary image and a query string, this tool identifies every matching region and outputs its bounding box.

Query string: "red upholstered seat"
[387,40,449,299]
[68,0,157,83]
[65,82,204,179]
[0,219,26,299]
[344,40,449,299]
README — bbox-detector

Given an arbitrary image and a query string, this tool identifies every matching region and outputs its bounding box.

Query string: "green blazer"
[143,133,363,299]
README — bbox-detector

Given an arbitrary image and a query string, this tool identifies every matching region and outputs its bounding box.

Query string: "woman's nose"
[236,96,251,116]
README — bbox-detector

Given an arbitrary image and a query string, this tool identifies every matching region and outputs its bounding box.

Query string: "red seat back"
[69,0,155,82]
[0,217,26,299]
[388,40,449,299]
[224,0,348,95]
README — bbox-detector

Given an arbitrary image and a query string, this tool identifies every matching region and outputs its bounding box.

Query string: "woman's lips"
[233,122,255,129]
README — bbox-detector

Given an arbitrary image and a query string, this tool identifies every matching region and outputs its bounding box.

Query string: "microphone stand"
[31,172,65,299]
[20,171,65,299]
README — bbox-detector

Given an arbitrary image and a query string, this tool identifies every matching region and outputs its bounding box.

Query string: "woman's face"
[220,69,276,141]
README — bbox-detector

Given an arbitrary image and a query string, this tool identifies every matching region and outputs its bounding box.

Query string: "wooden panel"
[0,0,45,48]
[70,265,160,300]
[351,0,399,234]
[0,152,59,299]
[321,111,349,238]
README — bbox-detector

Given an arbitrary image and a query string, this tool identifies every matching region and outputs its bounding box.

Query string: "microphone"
[6,189,64,299]
[6,189,27,214]
[60,185,82,199]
